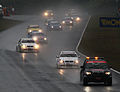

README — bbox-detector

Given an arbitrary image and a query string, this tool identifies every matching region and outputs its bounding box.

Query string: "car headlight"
[105,72,111,75]
[33,36,38,41]
[62,21,65,24]
[70,21,73,23]
[44,12,48,16]
[51,26,54,28]
[34,44,40,49]
[46,23,48,25]
[21,44,26,49]
[39,29,42,32]
[71,17,73,19]
[76,17,80,21]
[59,26,62,28]
[51,13,53,15]
[59,60,64,64]
[75,60,79,64]
[86,72,92,75]
[44,37,47,40]
[29,30,32,33]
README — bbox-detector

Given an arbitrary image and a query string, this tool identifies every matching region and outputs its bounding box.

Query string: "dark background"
[0,0,118,15]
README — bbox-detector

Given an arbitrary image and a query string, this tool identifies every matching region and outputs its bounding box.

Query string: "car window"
[60,54,77,57]
[22,40,35,43]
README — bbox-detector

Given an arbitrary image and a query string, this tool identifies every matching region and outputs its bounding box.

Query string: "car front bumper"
[83,75,112,82]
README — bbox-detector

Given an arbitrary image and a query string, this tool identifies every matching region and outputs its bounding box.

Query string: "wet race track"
[0,9,120,92]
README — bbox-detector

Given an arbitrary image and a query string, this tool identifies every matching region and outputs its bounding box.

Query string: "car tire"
[83,78,88,86]
[80,73,83,82]
[16,46,18,52]
[19,47,22,53]
[57,65,61,69]
[104,78,112,86]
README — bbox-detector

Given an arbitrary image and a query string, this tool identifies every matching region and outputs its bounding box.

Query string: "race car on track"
[56,51,80,68]
[27,25,42,33]
[47,20,62,31]
[28,31,48,43]
[80,57,112,86]
[43,10,54,18]
[66,9,80,23]
[45,18,56,26]
[62,17,73,26]
[16,38,40,53]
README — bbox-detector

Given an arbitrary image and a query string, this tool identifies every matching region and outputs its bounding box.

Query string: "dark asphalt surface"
[0,10,120,92]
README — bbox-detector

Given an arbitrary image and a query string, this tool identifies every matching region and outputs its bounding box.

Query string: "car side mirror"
[56,55,59,58]
[80,66,83,68]
[78,55,80,58]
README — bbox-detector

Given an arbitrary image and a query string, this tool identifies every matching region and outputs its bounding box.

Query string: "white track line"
[111,68,120,75]
[76,16,120,75]
[76,16,91,57]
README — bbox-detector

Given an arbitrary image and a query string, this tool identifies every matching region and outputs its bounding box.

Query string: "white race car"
[16,38,40,53]
[56,51,80,68]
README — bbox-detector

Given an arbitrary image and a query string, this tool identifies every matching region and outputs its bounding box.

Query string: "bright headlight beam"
[44,38,47,40]
[62,21,65,24]
[70,21,73,23]
[29,30,32,33]
[34,44,40,49]
[44,12,48,16]
[21,45,26,49]
[39,29,42,32]
[75,60,79,64]
[86,72,91,75]
[59,60,64,64]
[33,37,38,41]
[105,72,111,75]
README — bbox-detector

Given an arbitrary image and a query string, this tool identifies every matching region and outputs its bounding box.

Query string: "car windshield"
[22,40,35,43]
[32,33,45,36]
[85,62,109,69]
[60,54,77,57]
[65,18,72,20]
[51,23,60,26]
[29,26,39,28]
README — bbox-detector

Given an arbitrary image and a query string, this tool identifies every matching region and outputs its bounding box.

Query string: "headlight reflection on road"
[21,53,26,62]
[106,87,112,92]
[34,53,38,57]
[84,87,91,92]
[59,69,64,75]
[69,26,73,30]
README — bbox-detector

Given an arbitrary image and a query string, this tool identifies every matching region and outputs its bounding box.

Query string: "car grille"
[92,72,105,77]
[65,61,73,63]
[27,46,33,47]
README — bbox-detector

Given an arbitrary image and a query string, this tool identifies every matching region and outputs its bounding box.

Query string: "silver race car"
[16,38,40,53]
[56,51,80,68]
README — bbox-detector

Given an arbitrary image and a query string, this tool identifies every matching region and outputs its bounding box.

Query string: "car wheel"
[83,78,88,86]
[80,74,83,82]
[104,78,112,86]
[19,47,22,53]
[57,65,61,69]
[16,46,18,52]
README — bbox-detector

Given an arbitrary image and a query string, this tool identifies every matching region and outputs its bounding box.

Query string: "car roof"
[28,25,39,27]
[61,51,77,54]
